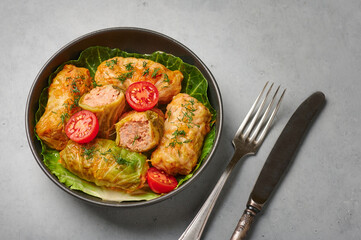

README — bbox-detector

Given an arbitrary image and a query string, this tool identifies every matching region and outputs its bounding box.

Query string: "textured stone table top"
[1,1,360,239]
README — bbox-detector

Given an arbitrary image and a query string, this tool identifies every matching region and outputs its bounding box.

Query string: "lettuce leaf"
[36,46,216,202]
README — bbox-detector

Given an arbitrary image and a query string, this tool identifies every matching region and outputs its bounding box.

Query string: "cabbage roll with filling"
[115,109,165,152]
[35,64,92,150]
[94,57,183,104]
[79,85,125,139]
[150,93,212,176]
[60,139,149,192]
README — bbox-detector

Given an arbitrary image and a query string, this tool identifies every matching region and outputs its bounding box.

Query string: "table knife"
[230,91,326,240]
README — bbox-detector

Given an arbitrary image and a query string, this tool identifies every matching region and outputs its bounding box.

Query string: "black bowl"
[25,27,223,207]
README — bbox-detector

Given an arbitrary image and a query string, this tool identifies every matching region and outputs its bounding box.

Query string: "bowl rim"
[25,27,223,207]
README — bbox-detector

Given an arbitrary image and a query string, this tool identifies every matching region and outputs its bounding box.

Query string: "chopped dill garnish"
[105,59,118,69]
[100,149,112,155]
[62,102,69,109]
[163,73,170,83]
[125,62,134,71]
[174,129,186,136]
[117,71,134,83]
[152,68,160,78]
[143,68,149,76]
[70,96,80,110]
[92,79,101,88]
[168,129,187,147]
[75,75,85,80]
[82,146,96,160]
[59,112,69,125]
[178,99,200,127]
[132,135,140,145]
[100,149,112,162]
[71,80,80,94]
[113,154,128,165]
[143,61,148,68]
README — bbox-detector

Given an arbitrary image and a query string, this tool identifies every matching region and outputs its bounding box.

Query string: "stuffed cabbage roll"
[94,57,183,104]
[79,85,125,139]
[59,139,149,192]
[115,109,165,152]
[35,64,92,150]
[150,94,212,176]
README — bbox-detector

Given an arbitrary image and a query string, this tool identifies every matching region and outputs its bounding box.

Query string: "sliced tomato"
[65,110,99,143]
[147,167,178,194]
[126,81,159,111]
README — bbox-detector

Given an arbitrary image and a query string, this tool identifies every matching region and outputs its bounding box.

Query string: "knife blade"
[230,91,326,240]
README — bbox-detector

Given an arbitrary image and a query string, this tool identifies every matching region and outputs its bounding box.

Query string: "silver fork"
[179,82,286,240]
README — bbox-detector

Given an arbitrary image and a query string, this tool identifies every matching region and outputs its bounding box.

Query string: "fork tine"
[248,85,280,142]
[243,83,274,139]
[234,82,270,138]
[255,88,286,146]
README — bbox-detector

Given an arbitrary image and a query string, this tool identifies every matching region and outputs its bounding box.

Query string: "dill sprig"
[152,68,161,78]
[168,129,187,147]
[117,71,134,83]
[105,58,118,70]
[82,146,96,160]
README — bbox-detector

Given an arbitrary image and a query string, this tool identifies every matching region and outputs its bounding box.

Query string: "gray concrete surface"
[1,0,361,239]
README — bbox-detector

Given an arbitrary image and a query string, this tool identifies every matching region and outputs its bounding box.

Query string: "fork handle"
[179,151,246,240]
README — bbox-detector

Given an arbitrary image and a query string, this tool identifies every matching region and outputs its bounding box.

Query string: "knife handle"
[230,203,261,240]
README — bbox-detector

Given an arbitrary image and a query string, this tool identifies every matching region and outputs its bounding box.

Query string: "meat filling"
[117,120,152,152]
[82,85,120,107]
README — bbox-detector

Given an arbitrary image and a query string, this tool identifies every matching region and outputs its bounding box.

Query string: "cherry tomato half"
[146,167,178,194]
[65,110,99,143]
[126,81,159,111]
